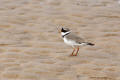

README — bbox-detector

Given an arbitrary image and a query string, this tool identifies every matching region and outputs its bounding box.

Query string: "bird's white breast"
[63,37,76,46]
[63,37,87,46]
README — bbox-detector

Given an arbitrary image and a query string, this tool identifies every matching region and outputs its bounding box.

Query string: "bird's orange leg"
[71,48,75,56]
[75,47,79,56]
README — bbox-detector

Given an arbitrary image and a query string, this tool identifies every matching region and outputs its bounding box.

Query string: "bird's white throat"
[61,32,70,37]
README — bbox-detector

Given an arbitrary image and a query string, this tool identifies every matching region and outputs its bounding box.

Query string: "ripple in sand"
[19,73,38,80]
[103,33,119,37]
[2,71,20,79]
[0,48,6,53]
[0,25,11,28]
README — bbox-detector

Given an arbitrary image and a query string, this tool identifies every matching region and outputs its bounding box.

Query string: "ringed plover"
[60,27,94,56]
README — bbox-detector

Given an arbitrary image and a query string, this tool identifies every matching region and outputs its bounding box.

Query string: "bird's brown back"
[65,33,85,43]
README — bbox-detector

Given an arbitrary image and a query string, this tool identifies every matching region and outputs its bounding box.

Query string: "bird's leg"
[71,48,75,56]
[75,47,79,56]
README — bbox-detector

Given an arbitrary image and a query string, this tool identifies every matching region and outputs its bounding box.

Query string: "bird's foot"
[73,54,77,56]
[70,54,73,56]
[70,54,77,56]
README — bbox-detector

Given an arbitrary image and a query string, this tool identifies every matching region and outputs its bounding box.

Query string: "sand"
[0,0,120,80]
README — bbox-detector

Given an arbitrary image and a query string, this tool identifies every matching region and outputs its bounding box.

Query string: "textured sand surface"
[0,0,120,80]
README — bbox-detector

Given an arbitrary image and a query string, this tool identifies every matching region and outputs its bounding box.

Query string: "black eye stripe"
[61,28,69,32]
[63,30,67,32]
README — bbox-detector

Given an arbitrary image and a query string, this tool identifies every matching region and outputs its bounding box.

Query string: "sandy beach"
[0,0,120,80]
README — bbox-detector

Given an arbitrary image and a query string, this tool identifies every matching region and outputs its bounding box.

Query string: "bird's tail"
[86,42,95,46]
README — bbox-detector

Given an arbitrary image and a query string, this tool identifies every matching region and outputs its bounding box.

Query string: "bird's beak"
[58,30,61,33]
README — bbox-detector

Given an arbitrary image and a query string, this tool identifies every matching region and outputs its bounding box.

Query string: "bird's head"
[61,27,70,36]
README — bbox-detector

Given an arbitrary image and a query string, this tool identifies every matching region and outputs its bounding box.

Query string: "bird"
[60,27,94,56]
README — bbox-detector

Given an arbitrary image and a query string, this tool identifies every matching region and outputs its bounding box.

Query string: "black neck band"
[62,32,70,38]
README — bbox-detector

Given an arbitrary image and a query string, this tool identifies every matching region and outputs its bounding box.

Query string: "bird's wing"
[66,33,85,43]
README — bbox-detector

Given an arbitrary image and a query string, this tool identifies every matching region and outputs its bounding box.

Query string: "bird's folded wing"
[66,33,85,43]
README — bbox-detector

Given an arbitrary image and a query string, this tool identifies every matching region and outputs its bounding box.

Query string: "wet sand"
[0,0,120,80]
